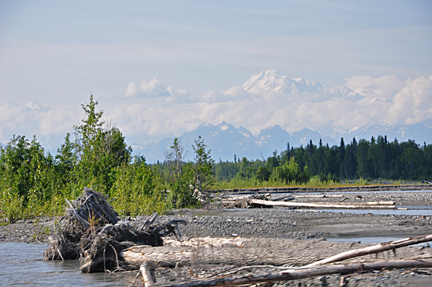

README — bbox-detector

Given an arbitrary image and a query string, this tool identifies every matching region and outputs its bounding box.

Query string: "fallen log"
[157,259,432,287]
[249,199,396,209]
[122,237,371,269]
[122,245,318,268]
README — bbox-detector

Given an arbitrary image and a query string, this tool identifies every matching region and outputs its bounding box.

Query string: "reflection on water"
[307,208,432,216]
[0,243,136,286]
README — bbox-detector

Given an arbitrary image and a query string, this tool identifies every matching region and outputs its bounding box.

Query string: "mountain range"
[132,119,432,163]
[2,69,431,162]
[130,69,432,163]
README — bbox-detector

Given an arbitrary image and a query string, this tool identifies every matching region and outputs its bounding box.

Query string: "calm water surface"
[327,237,431,247]
[0,243,136,286]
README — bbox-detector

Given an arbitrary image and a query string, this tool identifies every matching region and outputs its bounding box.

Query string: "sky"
[1,0,432,149]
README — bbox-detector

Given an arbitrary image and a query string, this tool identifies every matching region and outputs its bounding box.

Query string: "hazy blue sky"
[1,0,431,147]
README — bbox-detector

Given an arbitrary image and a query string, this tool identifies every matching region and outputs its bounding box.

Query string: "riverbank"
[2,188,432,286]
[216,183,432,195]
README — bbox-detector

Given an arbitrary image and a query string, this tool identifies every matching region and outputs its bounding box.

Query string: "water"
[225,207,432,216]
[0,243,136,286]
[304,208,432,216]
[229,189,432,197]
[299,189,432,195]
[327,237,431,247]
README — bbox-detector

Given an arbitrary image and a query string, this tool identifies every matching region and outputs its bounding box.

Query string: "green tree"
[165,137,192,207]
[191,136,215,192]
[73,95,131,193]
[0,135,57,220]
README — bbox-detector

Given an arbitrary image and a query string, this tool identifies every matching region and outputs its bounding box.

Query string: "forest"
[1,96,431,221]
[212,135,432,188]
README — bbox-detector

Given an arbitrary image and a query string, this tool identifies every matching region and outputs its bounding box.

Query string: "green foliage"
[0,135,62,221]
[162,136,215,208]
[191,136,215,191]
[73,95,132,191]
[270,157,310,184]
[110,159,166,216]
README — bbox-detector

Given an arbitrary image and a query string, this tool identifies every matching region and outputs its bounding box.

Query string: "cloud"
[123,77,170,98]
[0,101,79,148]
[345,75,404,101]
[387,75,432,125]
[3,72,432,150]
[123,78,192,103]
[124,82,138,97]
[113,72,432,144]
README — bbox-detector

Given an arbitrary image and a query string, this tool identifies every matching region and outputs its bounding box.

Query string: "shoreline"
[215,183,432,194]
[3,188,432,286]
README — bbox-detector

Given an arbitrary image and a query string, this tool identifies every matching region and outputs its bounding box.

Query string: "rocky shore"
[2,188,432,286]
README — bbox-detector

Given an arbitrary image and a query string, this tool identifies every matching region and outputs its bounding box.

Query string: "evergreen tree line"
[213,137,432,185]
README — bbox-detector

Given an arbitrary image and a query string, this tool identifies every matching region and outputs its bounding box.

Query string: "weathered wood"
[122,245,317,268]
[122,237,370,268]
[305,233,432,267]
[141,262,155,287]
[249,199,396,209]
[157,259,432,287]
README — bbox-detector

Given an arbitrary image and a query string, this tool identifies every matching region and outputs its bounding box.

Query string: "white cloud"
[3,72,432,149]
[112,72,432,143]
[123,77,170,98]
[387,75,432,125]
[123,78,192,103]
[139,78,169,97]
[0,101,79,148]
[345,75,404,101]
[124,82,138,97]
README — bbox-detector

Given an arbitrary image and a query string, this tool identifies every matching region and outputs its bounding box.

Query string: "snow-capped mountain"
[242,69,325,94]
[133,122,338,163]
[241,69,362,102]
[133,119,432,163]
[344,120,432,145]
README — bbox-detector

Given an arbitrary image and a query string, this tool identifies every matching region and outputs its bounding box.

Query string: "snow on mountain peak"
[242,69,324,94]
[25,101,51,113]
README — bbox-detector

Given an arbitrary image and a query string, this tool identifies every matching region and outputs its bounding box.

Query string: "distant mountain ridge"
[133,119,432,163]
[132,122,337,163]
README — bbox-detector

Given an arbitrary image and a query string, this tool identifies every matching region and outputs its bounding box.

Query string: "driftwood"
[122,237,364,269]
[44,187,185,273]
[122,235,432,270]
[123,245,312,268]
[249,199,396,209]
[156,259,432,287]
[124,234,432,286]
[44,188,121,261]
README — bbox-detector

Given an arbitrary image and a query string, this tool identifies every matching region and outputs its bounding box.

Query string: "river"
[0,242,136,286]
